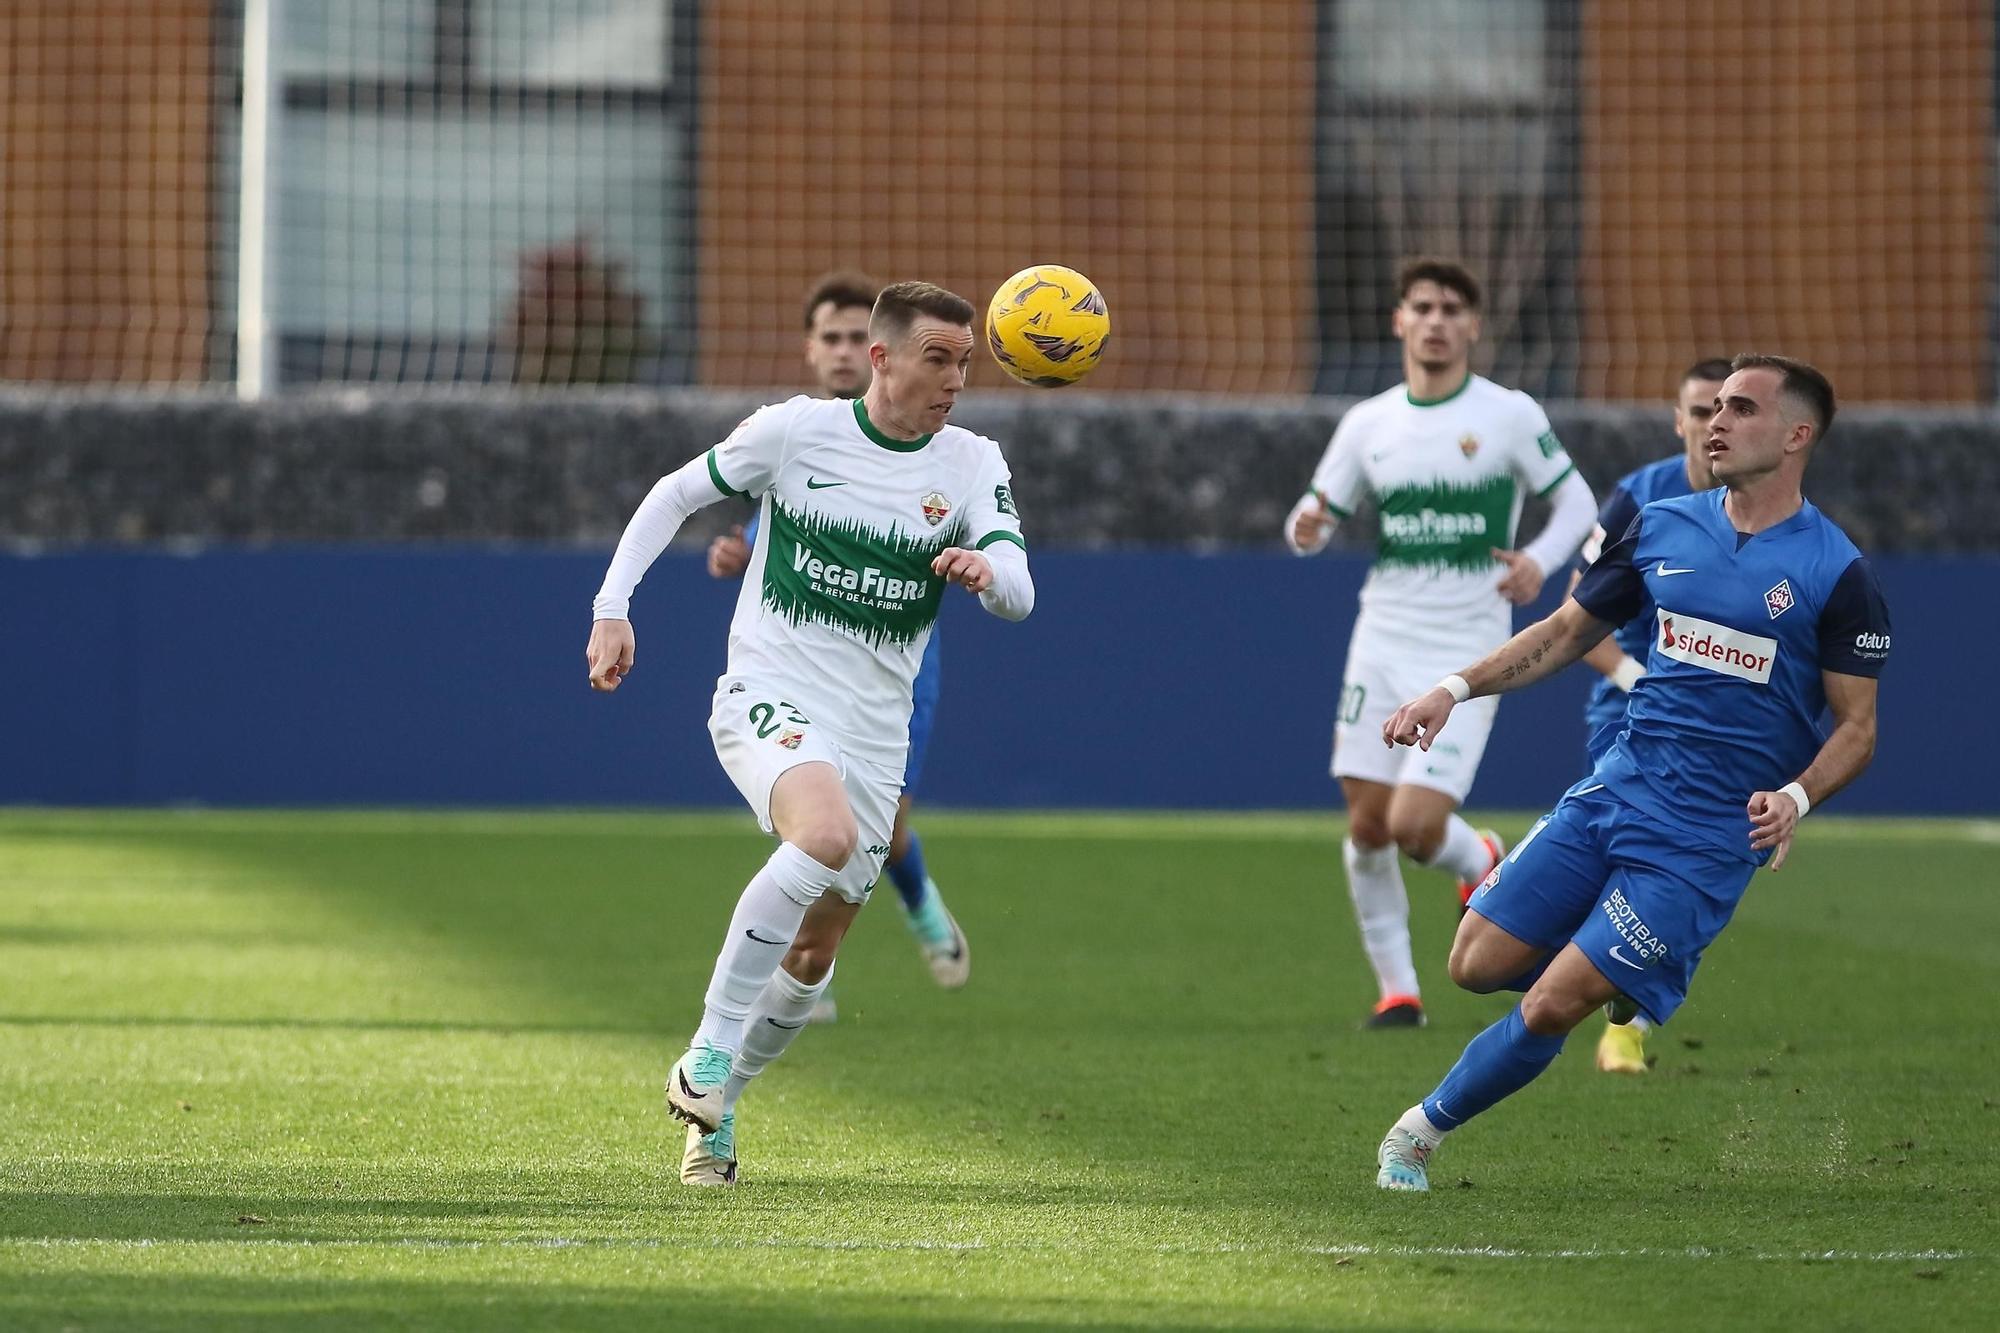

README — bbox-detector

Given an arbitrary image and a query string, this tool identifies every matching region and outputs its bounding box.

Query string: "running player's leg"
[1340,775,1423,1025]
[723,891,861,1120]
[724,758,898,1119]
[1565,802,1754,1040]
[892,796,970,987]
[886,794,930,912]
[1332,641,1428,1024]
[884,639,967,986]
[670,684,854,1135]
[1376,788,1613,1190]
[680,769,862,1186]
[887,635,942,916]
[1578,723,1652,1072]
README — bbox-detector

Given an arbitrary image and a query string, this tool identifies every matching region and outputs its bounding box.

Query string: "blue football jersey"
[1580,455,1696,738]
[1574,490,1891,864]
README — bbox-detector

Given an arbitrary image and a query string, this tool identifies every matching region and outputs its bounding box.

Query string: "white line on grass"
[3,1236,1974,1264]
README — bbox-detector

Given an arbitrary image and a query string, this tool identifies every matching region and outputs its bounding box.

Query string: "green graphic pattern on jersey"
[761,499,967,647]
[1305,374,1575,657]
[1375,475,1517,574]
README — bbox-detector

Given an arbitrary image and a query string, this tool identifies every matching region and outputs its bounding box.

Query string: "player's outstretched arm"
[1469,595,1616,693]
[1748,671,1878,869]
[1382,598,1614,750]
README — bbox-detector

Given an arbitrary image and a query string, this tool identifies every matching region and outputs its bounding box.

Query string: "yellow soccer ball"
[985,265,1110,387]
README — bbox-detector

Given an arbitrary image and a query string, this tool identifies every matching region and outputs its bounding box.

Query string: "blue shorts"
[1464,781,1756,1025]
[903,632,942,795]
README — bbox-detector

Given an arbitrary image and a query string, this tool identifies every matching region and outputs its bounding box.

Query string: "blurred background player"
[707,273,970,1025]
[1287,257,1598,1029]
[589,282,1032,1186]
[1570,357,1730,1074]
[1372,355,1888,1192]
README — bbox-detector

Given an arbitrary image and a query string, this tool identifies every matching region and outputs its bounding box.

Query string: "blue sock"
[1501,956,1553,993]
[886,830,931,914]
[1420,1006,1567,1131]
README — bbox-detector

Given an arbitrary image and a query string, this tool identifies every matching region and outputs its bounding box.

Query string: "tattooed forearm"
[1459,603,1610,698]
[1496,632,1557,683]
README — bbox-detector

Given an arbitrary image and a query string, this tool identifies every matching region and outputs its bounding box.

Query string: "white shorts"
[1329,641,1498,804]
[708,675,898,904]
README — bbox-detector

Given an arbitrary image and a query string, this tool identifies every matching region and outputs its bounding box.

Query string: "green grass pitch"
[1,809,1994,1330]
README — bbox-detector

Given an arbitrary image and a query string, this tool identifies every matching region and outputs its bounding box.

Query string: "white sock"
[1344,837,1418,1000]
[690,843,837,1053]
[1629,1015,1653,1034]
[722,960,833,1113]
[1396,1102,1448,1149]
[1424,814,1493,883]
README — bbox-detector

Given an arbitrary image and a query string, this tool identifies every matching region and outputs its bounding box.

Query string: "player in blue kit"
[707,274,969,1025]
[1569,358,1731,1072]
[1368,355,1891,1191]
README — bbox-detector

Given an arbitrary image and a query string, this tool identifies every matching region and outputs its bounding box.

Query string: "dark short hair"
[1395,257,1481,309]
[870,281,976,344]
[803,271,880,330]
[1683,358,1734,387]
[1731,353,1837,442]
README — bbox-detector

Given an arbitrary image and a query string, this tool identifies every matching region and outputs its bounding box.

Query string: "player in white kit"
[586,283,1033,1184]
[1287,259,1597,1028]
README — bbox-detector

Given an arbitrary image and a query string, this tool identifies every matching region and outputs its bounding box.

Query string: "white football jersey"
[710,395,1025,767]
[1309,374,1574,655]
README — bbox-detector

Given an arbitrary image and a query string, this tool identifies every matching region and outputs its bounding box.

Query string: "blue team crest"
[1764,579,1795,619]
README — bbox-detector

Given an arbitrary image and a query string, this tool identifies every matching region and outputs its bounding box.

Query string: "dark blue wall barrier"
[1,548,1984,813]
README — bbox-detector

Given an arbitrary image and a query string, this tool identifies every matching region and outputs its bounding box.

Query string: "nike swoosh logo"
[1607,944,1646,970]
[805,477,846,489]
[765,1017,806,1030]
[677,1069,705,1098]
[744,929,787,944]
[1653,562,1696,577]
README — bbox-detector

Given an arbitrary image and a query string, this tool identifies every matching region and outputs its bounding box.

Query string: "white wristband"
[1438,674,1472,704]
[1610,657,1645,693]
[1779,781,1811,819]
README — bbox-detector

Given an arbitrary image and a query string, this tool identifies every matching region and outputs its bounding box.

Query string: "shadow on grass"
[0,1013,656,1038]
[0,1176,1134,1246]
[0,1271,1212,1333]
[0,1192,569,1243]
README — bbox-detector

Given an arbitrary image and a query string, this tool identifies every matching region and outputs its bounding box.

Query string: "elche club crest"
[921,491,952,526]
[1764,578,1794,619]
[1458,433,1480,459]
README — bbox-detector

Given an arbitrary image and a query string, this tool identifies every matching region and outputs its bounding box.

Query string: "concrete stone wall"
[2,390,1992,552]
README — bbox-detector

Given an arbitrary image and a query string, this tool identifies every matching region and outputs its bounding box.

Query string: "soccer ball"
[985,265,1110,387]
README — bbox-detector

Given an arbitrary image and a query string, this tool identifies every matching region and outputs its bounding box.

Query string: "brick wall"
[0,2,216,383]
[1581,0,1991,400]
[697,1,1319,394]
